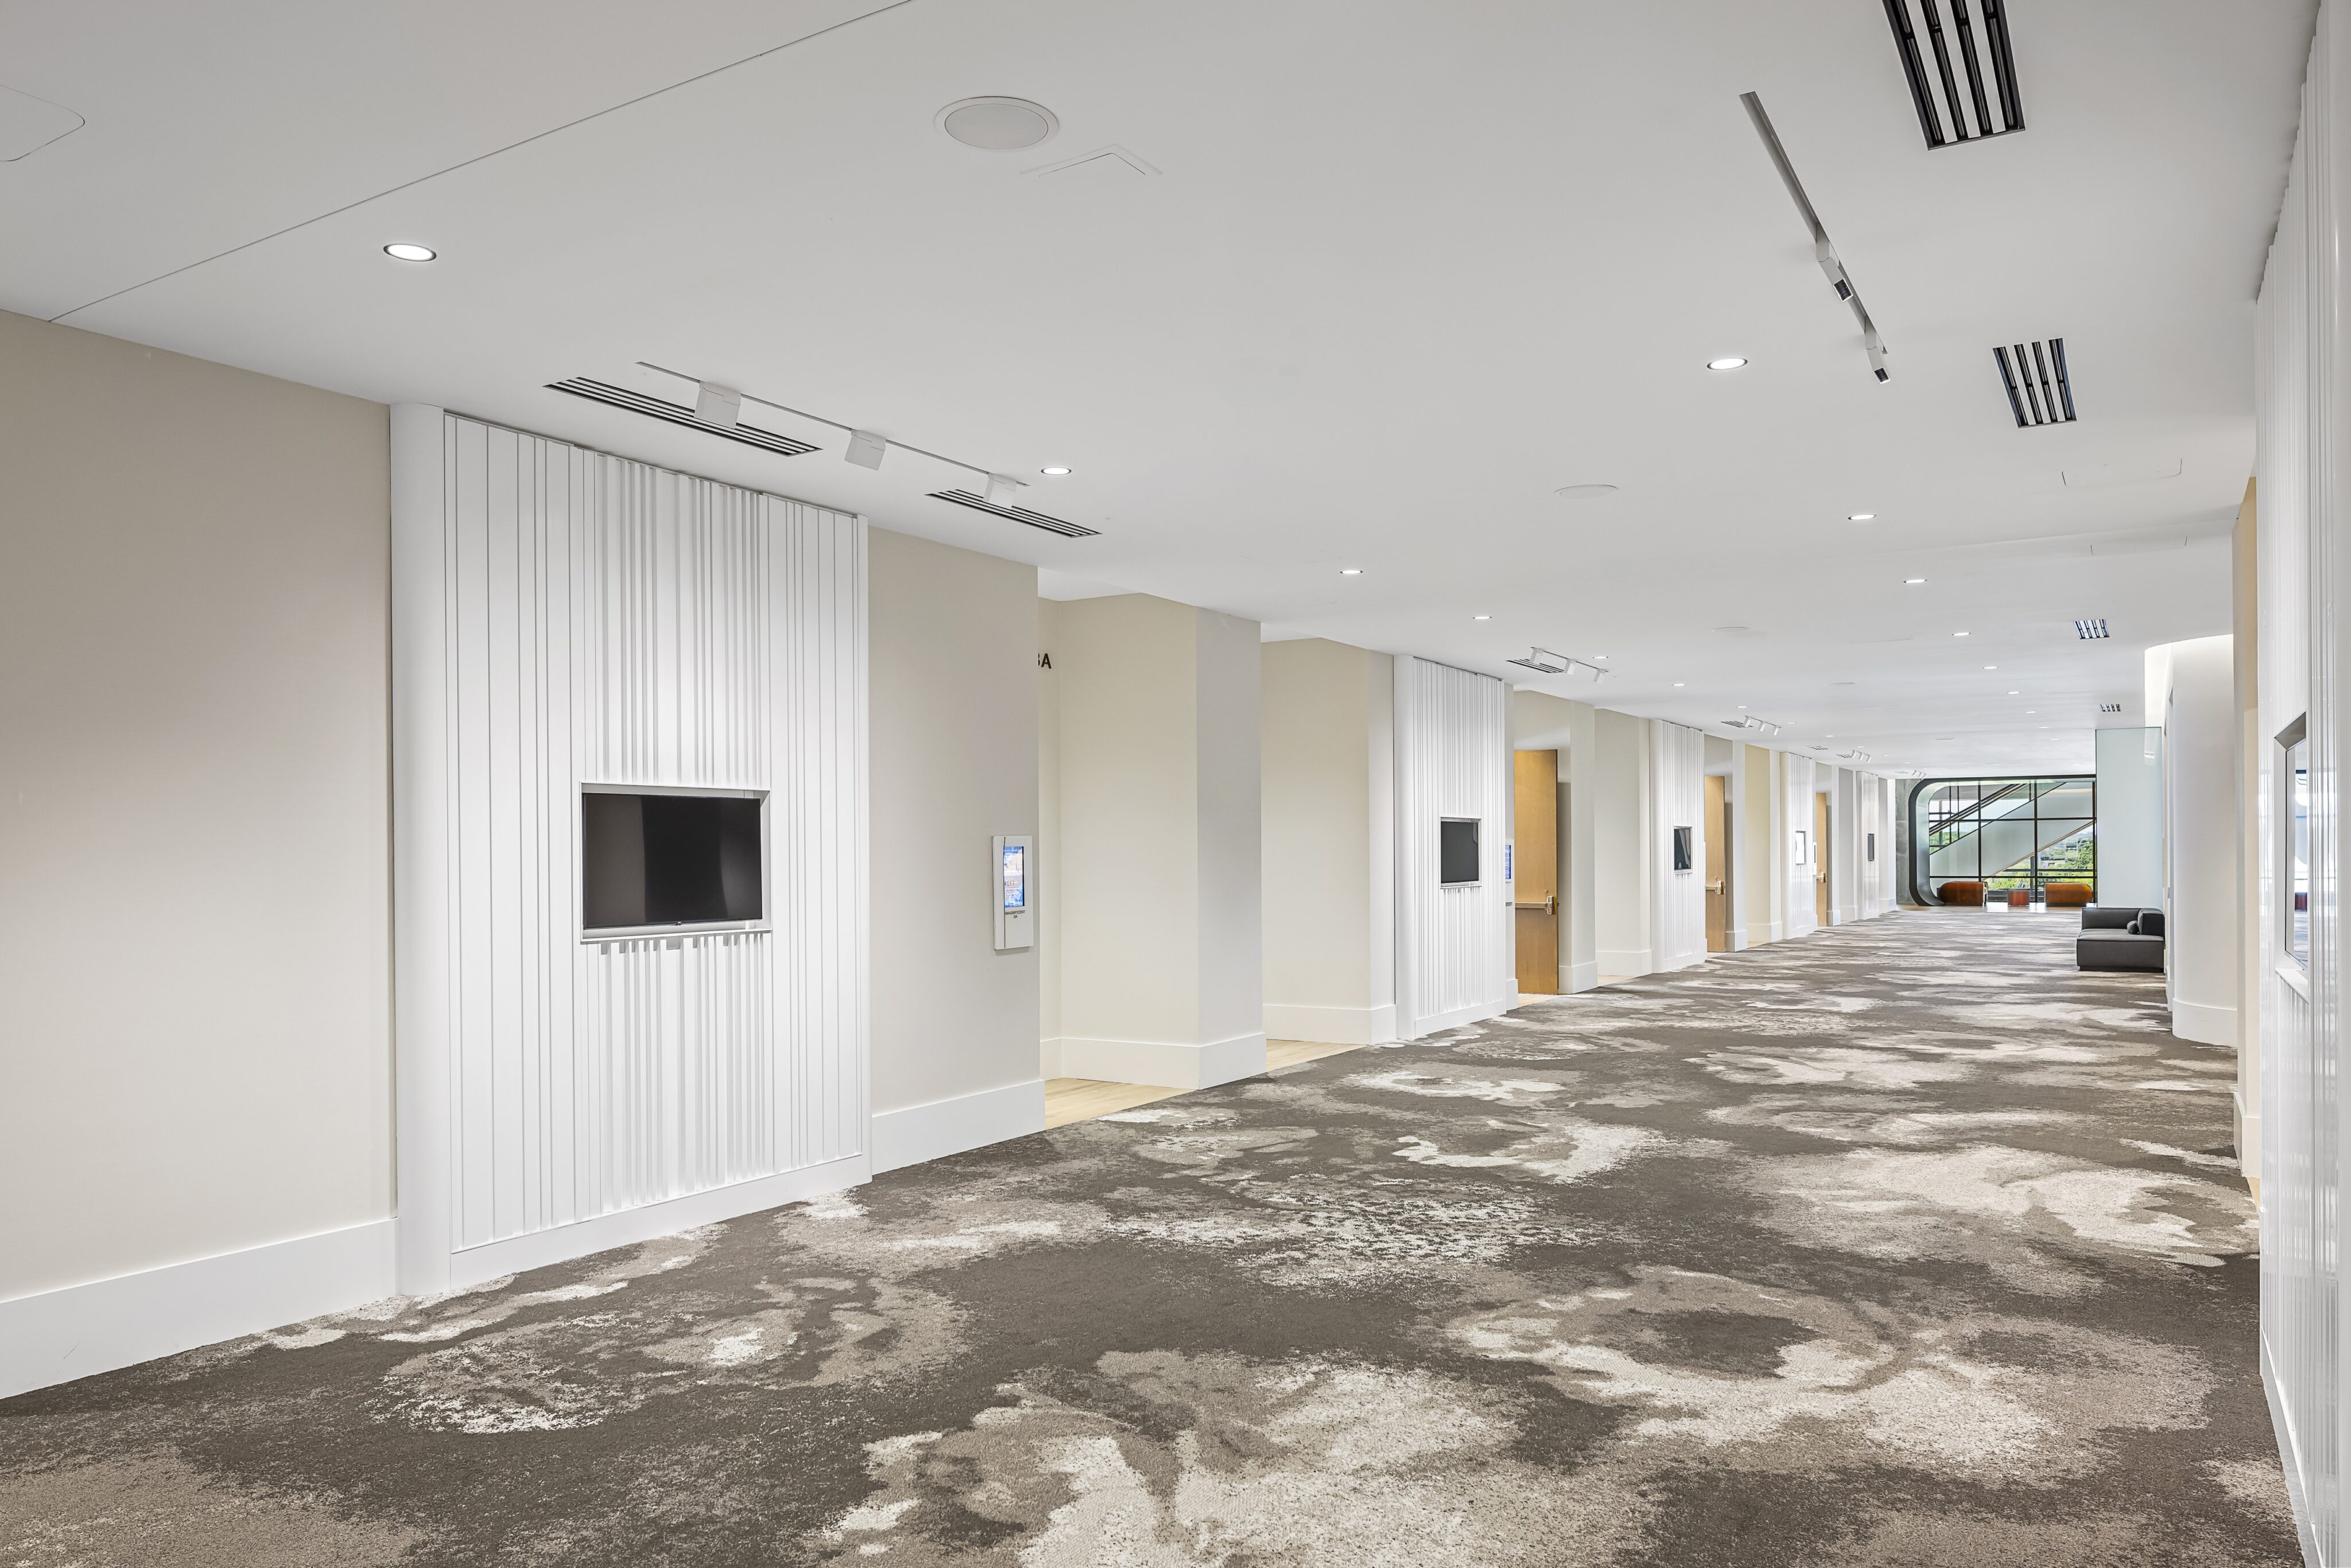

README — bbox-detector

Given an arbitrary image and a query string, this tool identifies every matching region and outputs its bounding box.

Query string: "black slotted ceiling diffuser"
[1995,338,2075,428]
[1883,0,2024,149]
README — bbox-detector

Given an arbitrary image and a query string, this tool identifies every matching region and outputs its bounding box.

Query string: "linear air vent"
[929,489,1099,539]
[546,378,819,457]
[2098,702,2124,713]
[2075,618,2109,639]
[1996,339,2075,428]
[1883,0,2023,149]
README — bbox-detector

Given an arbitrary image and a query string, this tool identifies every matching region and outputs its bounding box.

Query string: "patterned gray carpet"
[0,910,2292,1565]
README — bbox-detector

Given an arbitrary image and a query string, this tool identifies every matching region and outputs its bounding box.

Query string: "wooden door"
[1514,750,1559,993]
[1704,774,1729,951]
[1814,791,1832,926]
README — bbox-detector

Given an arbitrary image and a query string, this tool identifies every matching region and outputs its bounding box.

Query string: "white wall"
[1263,639,1397,1044]
[2255,24,2332,1557]
[2160,635,2240,1046]
[2234,482,2264,1185]
[390,409,868,1295]
[868,528,1044,1169]
[0,311,395,1396]
[2095,727,2166,907]
[1048,594,1266,1087]
[1394,655,1514,1035]
[1826,768,1856,923]
[1650,720,1708,971]
[1782,752,1819,937]
[1860,775,1896,917]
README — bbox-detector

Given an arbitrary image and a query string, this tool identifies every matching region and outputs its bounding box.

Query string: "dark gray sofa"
[2077,906,2165,972]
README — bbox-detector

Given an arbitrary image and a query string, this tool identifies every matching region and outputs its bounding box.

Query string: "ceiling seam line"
[44,0,925,324]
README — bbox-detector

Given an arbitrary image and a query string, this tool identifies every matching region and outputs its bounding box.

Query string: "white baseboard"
[872,1080,1045,1173]
[2234,1088,2260,1177]
[1596,947,1653,978]
[1399,995,1512,1039]
[0,1218,396,1400]
[435,1154,867,1294]
[1766,920,1784,941]
[1263,1002,1397,1046]
[1040,1036,1064,1078]
[1561,960,1599,993]
[1055,1031,1268,1089]
[2171,998,2237,1048]
[1727,925,1749,951]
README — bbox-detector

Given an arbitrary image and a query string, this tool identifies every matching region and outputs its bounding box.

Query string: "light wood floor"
[1043,1039,1368,1129]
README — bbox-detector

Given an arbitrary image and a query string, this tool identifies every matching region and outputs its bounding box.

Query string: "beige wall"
[1592,708,1652,977]
[1038,599,1065,1050]
[1263,639,1395,1042]
[0,310,391,1301]
[1741,743,1778,943]
[1045,593,1264,1086]
[867,528,1042,1117]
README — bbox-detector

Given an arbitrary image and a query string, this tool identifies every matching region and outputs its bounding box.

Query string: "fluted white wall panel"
[2257,25,2335,1559]
[395,409,866,1293]
[1650,721,1707,972]
[1781,753,1821,938]
[1394,657,1512,1037]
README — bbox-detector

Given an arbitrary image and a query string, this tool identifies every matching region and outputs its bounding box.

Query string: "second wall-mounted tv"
[583,789,764,934]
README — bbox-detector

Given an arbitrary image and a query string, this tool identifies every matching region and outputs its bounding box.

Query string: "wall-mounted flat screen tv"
[583,789,763,934]
[1440,817,1481,886]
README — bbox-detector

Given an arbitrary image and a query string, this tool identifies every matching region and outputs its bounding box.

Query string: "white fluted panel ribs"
[429,414,866,1256]
[1393,656,1512,1038]
[1650,721,1707,971]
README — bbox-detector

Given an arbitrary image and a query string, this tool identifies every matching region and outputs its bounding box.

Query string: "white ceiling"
[0,0,2314,777]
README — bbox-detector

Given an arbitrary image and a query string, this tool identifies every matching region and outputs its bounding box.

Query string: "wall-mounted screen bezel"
[1440,817,1482,886]
[580,782,770,941]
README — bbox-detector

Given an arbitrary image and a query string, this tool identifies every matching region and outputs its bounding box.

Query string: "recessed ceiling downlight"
[1708,356,1748,371]
[1039,465,1071,476]
[938,96,1060,150]
[1848,513,1876,522]
[1555,483,1617,500]
[384,242,436,262]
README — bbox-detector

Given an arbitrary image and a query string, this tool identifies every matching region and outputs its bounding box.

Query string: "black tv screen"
[1440,818,1480,885]
[1672,826,1693,871]
[583,791,763,932]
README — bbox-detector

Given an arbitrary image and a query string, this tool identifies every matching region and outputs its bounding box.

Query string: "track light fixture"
[693,382,742,430]
[1741,92,1891,384]
[1506,648,1608,684]
[634,362,1054,507]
